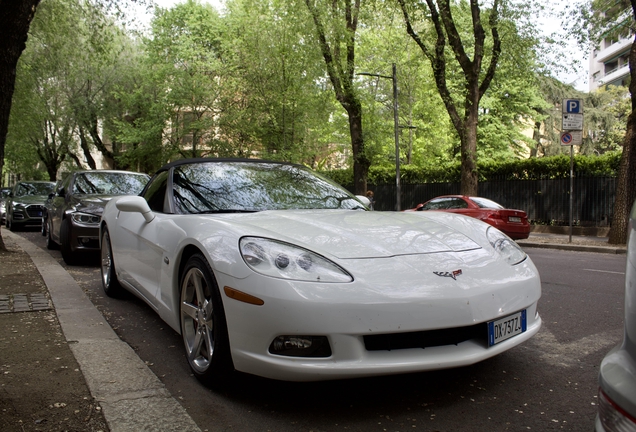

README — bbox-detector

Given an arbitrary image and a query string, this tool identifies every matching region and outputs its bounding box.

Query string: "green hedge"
[318,152,622,185]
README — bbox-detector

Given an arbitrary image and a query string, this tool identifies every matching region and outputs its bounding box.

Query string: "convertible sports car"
[100,159,542,383]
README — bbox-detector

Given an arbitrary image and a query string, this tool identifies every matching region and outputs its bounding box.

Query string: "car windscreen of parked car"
[72,172,149,195]
[470,197,504,209]
[172,162,367,213]
[15,182,55,196]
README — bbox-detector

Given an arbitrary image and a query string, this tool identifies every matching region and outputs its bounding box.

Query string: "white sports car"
[100,158,542,383]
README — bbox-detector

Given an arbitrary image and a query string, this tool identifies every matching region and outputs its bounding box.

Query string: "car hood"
[12,195,49,205]
[70,194,116,215]
[222,210,483,259]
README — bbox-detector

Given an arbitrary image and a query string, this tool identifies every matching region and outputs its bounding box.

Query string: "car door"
[112,171,171,308]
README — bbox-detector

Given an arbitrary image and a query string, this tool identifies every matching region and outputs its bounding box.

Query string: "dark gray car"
[43,170,149,265]
[5,181,56,231]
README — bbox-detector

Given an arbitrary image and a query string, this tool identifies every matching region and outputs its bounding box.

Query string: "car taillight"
[598,388,636,432]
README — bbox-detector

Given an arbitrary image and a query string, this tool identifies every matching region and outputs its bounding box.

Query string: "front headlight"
[13,203,25,210]
[239,237,353,283]
[487,226,527,265]
[70,212,101,226]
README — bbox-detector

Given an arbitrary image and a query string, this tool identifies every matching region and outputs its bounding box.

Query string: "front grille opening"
[26,205,44,217]
[364,323,488,351]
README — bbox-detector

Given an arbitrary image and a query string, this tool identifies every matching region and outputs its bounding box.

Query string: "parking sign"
[563,99,583,114]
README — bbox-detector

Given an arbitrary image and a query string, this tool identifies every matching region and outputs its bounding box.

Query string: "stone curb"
[517,241,627,255]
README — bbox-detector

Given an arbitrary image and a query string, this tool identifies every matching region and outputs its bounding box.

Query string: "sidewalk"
[0,229,627,431]
[0,229,200,432]
[517,232,627,255]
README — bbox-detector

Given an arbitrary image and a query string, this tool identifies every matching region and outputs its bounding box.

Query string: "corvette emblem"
[433,269,463,280]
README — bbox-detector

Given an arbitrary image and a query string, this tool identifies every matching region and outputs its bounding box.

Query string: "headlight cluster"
[239,237,353,283]
[487,227,527,265]
[71,212,100,225]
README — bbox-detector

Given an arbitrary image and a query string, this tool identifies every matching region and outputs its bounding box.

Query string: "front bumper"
[216,250,542,381]
[11,205,45,227]
[67,220,100,252]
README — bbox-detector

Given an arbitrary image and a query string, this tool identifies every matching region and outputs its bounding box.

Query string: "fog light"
[269,335,332,357]
[598,388,636,432]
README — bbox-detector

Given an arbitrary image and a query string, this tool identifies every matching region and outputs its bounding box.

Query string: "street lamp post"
[358,63,400,211]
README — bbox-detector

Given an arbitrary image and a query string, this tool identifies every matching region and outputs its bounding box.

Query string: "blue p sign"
[564,99,582,114]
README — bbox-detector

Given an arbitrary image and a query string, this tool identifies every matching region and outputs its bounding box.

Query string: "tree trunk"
[0,0,41,251]
[607,1,636,245]
[460,99,479,196]
[347,104,368,194]
[304,0,369,195]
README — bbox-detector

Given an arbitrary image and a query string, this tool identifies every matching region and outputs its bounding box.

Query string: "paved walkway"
[2,230,201,432]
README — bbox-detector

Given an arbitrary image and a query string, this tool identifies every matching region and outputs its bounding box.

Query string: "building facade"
[589,33,632,91]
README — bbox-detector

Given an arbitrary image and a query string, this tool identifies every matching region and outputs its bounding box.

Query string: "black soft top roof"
[154,158,299,174]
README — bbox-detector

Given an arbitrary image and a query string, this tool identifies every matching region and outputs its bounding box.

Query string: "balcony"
[598,63,630,86]
[596,38,632,63]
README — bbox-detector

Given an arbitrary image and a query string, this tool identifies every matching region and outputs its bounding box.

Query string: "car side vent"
[364,323,488,351]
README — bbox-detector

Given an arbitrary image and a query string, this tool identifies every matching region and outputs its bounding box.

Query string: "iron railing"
[365,177,616,227]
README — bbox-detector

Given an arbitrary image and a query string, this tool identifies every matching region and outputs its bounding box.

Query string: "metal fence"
[366,177,617,227]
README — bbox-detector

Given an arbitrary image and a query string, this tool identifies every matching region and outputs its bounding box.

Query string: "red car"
[411,195,530,240]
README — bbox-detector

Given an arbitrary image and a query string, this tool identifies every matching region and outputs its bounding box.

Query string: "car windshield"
[471,197,504,209]
[15,182,55,196]
[172,162,367,213]
[73,172,148,195]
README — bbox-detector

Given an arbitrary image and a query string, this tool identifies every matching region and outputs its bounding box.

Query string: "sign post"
[562,99,583,243]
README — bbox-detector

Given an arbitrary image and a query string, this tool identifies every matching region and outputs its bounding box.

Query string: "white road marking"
[583,269,625,275]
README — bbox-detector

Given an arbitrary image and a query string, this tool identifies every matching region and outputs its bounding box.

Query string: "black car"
[0,187,11,225]
[5,181,56,231]
[43,170,150,265]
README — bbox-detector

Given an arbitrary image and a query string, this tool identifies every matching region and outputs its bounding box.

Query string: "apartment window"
[605,60,619,74]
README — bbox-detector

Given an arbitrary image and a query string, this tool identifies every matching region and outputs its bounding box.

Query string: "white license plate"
[488,310,526,346]
[508,216,521,223]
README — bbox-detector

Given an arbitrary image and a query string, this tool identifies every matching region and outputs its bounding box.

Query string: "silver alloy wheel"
[101,231,113,288]
[180,267,215,373]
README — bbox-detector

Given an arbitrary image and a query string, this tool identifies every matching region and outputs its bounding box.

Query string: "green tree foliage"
[144,0,224,159]
[220,0,336,165]
[321,151,622,184]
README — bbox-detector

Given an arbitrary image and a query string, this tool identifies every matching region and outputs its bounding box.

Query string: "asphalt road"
[18,229,627,432]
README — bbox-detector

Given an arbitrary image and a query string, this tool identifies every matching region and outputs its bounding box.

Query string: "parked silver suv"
[596,199,636,431]
[5,181,55,231]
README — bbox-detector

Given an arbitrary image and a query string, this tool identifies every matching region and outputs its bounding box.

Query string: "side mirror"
[356,195,371,208]
[115,196,155,223]
[57,188,65,198]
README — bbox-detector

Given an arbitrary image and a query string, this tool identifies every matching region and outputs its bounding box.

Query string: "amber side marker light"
[224,286,264,305]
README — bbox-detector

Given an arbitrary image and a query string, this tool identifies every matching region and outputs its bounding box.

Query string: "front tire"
[100,227,124,298]
[180,253,233,386]
[60,217,78,265]
[45,218,59,250]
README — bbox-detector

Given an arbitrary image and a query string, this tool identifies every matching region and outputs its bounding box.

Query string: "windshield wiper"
[193,209,258,214]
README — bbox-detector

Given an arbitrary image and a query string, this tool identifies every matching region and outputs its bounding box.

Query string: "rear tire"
[60,218,78,265]
[180,253,233,386]
[100,227,124,298]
